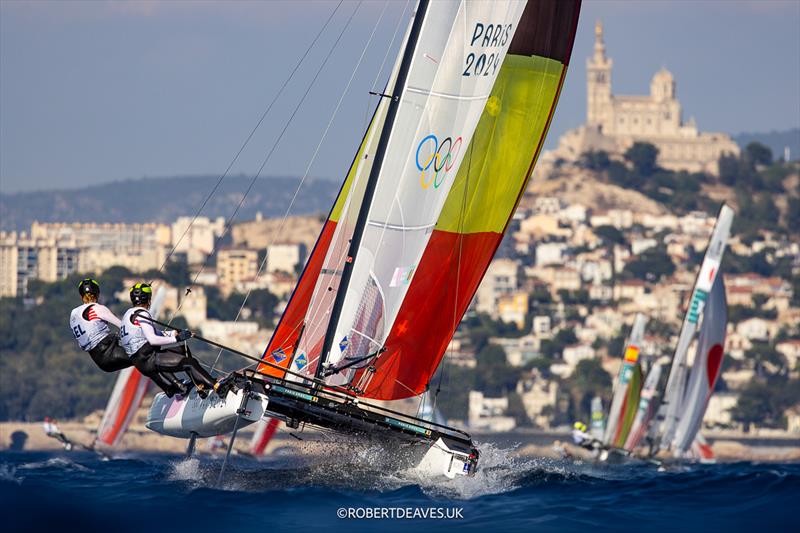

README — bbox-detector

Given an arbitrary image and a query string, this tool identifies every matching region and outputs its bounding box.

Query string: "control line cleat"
[214,373,239,398]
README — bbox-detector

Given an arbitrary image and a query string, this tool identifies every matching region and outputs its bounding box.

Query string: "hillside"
[0,175,340,231]
[734,128,800,161]
[524,173,668,215]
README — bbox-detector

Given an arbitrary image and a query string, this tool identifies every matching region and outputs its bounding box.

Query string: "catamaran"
[141,0,582,478]
[598,313,647,462]
[610,204,734,463]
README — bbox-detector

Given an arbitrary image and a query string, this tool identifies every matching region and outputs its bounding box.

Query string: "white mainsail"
[656,204,733,450]
[672,275,727,455]
[290,1,528,385]
[328,1,526,384]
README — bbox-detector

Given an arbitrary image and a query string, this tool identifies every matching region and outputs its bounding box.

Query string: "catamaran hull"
[145,377,478,478]
[146,388,268,438]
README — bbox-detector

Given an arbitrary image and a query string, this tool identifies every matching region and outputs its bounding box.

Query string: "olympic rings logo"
[415,134,463,189]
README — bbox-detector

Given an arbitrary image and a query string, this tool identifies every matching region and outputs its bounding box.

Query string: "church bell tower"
[587,20,612,129]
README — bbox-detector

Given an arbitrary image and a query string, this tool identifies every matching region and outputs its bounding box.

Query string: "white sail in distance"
[672,275,727,455]
[656,204,734,450]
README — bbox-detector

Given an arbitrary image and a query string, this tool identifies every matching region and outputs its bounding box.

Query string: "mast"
[315,0,431,380]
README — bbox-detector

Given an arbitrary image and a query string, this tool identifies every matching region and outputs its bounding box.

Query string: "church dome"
[650,68,675,101]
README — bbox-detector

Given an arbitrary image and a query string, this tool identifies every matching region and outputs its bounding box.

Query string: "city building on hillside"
[533,196,562,215]
[468,391,516,432]
[726,331,753,360]
[704,392,738,428]
[171,216,225,265]
[721,368,756,390]
[217,248,258,296]
[266,243,306,274]
[532,315,552,337]
[776,340,800,371]
[475,258,519,316]
[562,343,596,367]
[492,335,540,367]
[735,317,775,342]
[551,267,581,295]
[444,338,476,368]
[516,371,558,428]
[614,279,648,301]
[536,242,568,266]
[545,21,739,176]
[30,221,170,274]
[631,237,658,255]
[0,232,81,296]
[497,292,528,329]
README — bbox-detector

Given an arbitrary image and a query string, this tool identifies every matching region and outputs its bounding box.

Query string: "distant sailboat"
[144,0,582,478]
[649,204,734,457]
[603,314,646,450]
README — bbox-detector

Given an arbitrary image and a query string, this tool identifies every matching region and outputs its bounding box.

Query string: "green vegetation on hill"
[579,142,799,236]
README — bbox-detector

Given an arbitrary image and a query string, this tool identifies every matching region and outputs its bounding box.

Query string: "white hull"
[415,437,476,478]
[146,388,268,438]
[146,387,476,478]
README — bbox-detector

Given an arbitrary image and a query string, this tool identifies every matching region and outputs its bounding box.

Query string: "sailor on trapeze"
[69,278,132,372]
[120,282,228,399]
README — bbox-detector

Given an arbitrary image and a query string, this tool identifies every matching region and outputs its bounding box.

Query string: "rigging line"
[166,1,363,329]
[151,0,345,281]
[362,0,410,132]
[211,0,388,372]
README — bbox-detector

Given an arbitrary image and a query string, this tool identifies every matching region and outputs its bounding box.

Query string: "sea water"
[1,444,796,532]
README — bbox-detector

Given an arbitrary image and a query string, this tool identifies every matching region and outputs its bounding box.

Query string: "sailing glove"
[175,329,193,342]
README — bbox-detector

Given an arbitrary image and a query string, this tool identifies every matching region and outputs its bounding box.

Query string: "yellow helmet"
[574,421,584,430]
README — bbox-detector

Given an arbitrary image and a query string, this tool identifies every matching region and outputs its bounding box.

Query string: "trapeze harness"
[119,307,217,395]
[69,303,132,372]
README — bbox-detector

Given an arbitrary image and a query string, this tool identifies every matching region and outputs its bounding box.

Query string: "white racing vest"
[120,307,152,356]
[69,303,111,351]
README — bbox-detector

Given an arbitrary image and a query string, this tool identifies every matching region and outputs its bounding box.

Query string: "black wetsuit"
[88,334,133,372]
[130,343,217,396]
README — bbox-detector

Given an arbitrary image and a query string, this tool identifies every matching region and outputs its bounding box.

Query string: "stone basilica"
[548,21,739,176]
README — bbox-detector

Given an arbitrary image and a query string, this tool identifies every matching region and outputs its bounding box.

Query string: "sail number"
[464,22,512,78]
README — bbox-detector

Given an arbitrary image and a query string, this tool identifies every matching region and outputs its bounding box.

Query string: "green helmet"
[129,282,153,305]
[77,278,100,298]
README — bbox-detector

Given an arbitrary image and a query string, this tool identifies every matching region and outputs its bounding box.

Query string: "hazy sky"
[1,0,798,193]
